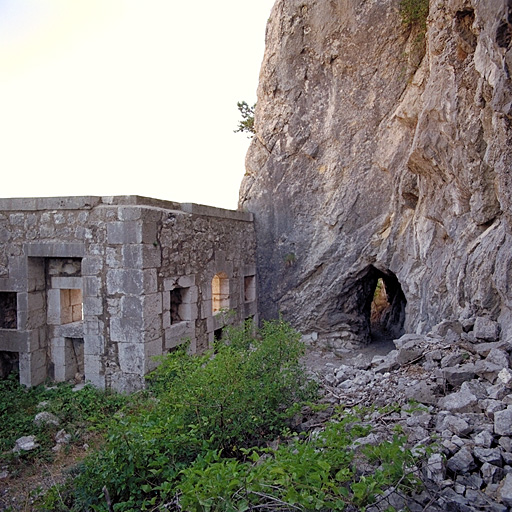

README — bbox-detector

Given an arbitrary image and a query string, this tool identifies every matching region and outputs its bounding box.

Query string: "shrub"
[179,409,422,511]
[62,320,316,511]
[399,0,429,30]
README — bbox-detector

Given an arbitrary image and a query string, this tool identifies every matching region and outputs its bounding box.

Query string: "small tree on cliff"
[234,101,255,137]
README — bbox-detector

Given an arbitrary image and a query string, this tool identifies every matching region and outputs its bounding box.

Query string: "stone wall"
[0,196,257,392]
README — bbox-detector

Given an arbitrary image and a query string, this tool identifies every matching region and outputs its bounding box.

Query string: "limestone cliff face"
[239,0,512,344]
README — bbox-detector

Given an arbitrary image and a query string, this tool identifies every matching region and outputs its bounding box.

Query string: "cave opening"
[359,266,407,343]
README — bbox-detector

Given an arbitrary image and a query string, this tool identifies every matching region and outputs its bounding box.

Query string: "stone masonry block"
[118,343,144,374]
[109,317,142,344]
[202,300,212,319]
[8,257,27,283]
[83,276,102,297]
[107,221,142,245]
[51,277,83,289]
[0,330,30,352]
[121,295,144,324]
[122,245,143,269]
[141,221,158,245]
[188,286,199,304]
[178,275,196,288]
[83,318,104,336]
[83,296,103,316]
[109,318,126,342]
[84,354,105,389]
[145,338,164,372]
[143,293,163,318]
[118,206,142,221]
[83,334,104,356]
[81,256,103,276]
[143,269,158,293]
[142,244,161,269]
[162,290,170,310]
[25,243,85,258]
[46,289,61,325]
[107,269,144,295]
[189,303,198,321]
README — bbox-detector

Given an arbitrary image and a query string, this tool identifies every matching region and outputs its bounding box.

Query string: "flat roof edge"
[0,195,253,221]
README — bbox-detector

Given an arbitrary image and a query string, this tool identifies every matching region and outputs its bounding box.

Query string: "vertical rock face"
[239,0,512,344]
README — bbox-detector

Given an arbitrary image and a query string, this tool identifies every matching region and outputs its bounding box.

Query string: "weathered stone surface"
[474,317,501,342]
[495,408,512,436]
[438,387,480,414]
[240,0,512,346]
[498,473,512,508]
[446,447,477,474]
[13,435,39,453]
[443,364,476,388]
[34,411,60,427]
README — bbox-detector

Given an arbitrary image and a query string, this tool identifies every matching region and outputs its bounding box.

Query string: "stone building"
[0,196,257,392]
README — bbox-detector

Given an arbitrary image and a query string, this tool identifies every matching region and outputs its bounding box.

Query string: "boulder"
[494,408,512,436]
[13,435,39,453]
[498,473,512,508]
[34,411,60,427]
[474,317,500,342]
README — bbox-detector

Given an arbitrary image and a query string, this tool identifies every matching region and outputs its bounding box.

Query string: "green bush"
[60,320,316,511]
[179,409,422,511]
[0,375,125,457]
[399,0,429,29]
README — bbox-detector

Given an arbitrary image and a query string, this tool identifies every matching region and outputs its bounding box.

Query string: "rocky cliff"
[239,0,512,347]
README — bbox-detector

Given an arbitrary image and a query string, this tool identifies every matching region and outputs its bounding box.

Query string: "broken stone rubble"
[303,317,512,511]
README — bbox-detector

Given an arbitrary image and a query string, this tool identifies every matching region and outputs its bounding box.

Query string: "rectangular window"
[244,275,256,303]
[0,292,17,329]
[170,286,191,324]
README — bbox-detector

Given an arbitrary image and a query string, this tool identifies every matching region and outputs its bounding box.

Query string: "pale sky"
[0,0,275,210]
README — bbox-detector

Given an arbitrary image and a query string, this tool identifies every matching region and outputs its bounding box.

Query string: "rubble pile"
[306,316,512,511]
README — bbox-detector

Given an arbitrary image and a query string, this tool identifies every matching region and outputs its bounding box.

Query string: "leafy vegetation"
[178,411,422,511]
[1,320,427,511]
[234,101,256,136]
[399,0,429,30]
[0,375,126,459]
[38,320,316,511]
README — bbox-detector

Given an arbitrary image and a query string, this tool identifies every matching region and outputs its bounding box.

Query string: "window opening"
[214,328,223,342]
[170,288,183,324]
[66,337,84,381]
[170,286,191,324]
[212,272,229,314]
[0,292,17,329]
[60,289,83,324]
[244,275,256,302]
[0,351,18,379]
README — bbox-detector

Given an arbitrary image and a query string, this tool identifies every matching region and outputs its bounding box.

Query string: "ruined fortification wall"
[0,196,257,392]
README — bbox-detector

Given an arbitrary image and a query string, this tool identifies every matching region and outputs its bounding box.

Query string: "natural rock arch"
[328,265,407,345]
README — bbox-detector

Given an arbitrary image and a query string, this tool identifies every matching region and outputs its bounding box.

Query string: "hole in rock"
[339,265,407,345]
[365,267,407,343]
